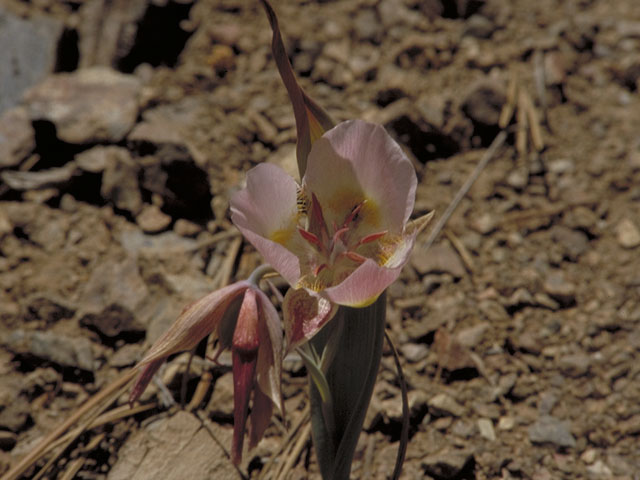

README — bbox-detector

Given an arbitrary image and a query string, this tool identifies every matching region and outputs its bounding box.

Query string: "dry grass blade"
[275,422,311,480]
[444,229,475,273]
[516,89,529,158]
[259,404,310,480]
[422,130,508,251]
[1,369,138,480]
[499,71,518,129]
[522,89,545,152]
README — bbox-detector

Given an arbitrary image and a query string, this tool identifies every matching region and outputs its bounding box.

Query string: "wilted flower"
[129,280,282,464]
[231,119,430,349]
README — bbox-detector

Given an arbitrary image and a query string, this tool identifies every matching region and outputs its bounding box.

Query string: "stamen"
[298,228,322,248]
[343,201,364,227]
[357,230,388,246]
[333,226,349,245]
[343,251,367,264]
[313,263,328,276]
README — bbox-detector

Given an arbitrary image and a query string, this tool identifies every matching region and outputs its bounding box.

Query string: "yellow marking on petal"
[325,191,381,230]
[307,108,325,144]
[349,294,380,308]
[270,227,295,246]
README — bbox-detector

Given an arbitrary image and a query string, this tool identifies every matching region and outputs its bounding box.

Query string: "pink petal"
[230,163,302,286]
[283,288,338,352]
[323,258,405,307]
[255,290,283,414]
[138,281,250,366]
[304,120,416,233]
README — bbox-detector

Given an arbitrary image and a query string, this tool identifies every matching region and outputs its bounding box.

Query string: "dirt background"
[1,0,640,479]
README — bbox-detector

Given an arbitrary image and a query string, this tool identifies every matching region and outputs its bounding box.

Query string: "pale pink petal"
[323,258,404,307]
[304,120,416,233]
[255,290,283,413]
[283,288,338,352]
[230,163,302,286]
[138,281,250,365]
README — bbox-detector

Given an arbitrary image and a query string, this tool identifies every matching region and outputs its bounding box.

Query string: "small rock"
[461,80,506,127]
[543,271,576,307]
[457,322,489,348]
[0,402,30,432]
[79,303,145,342]
[586,460,612,478]
[558,352,590,378]
[100,147,143,215]
[422,448,474,479]
[477,418,495,441]
[551,226,589,261]
[137,205,172,233]
[470,212,497,235]
[497,416,515,431]
[353,8,382,43]
[174,219,201,237]
[411,243,466,278]
[428,393,466,417]
[23,294,75,325]
[0,163,79,191]
[400,342,429,362]
[580,448,597,465]
[110,344,142,368]
[615,218,640,248]
[0,107,35,167]
[4,329,95,371]
[24,67,141,144]
[464,14,495,39]
[528,415,576,448]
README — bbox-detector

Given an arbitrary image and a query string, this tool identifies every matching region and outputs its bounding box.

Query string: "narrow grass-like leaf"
[309,293,386,479]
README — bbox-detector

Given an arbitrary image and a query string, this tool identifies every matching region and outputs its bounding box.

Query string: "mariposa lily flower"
[231,119,431,349]
[128,280,282,465]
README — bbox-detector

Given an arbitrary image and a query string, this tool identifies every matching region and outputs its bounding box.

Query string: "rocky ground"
[1,0,640,478]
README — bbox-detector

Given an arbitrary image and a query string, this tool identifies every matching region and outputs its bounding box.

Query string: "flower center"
[296,191,387,291]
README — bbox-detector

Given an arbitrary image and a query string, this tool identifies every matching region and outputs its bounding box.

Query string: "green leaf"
[309,293,386,479]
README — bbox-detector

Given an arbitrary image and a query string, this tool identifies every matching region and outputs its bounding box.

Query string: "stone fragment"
[353,8,382,43]
[543,271,576,307]
[107,411,240,480]
[558,352,590,378]
[23,294,75,325]
[0,107,35,168]
[422,448,474,479]
[0,163,79,191]
[100,147,143,215]
[470,212,497,235]
[4,330,95,371]
[24,67,141,144]
[80,303,145,342]
[528,415,576,448]
[174,219,201,237]
[428,393,466,417]
[464,14,495,39]
[411,243,466,278]
[477,418,495,441]
[0,6,64,113]
[461,80,506,127]
[0,401,30,433]
[615,218,640,248]
[551,226,589,261]
[457,322,489,348]
[137,204,172,233]
[400,342,429,363]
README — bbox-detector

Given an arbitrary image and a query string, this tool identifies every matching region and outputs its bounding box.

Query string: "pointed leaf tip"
[259,0,334,177]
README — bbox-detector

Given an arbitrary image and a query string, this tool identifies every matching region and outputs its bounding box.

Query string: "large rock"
[0,5,64,114]
[107,411,241,480]
[24,67,141,144]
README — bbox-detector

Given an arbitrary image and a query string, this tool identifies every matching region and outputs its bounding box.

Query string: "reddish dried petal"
[283,288,337,352]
